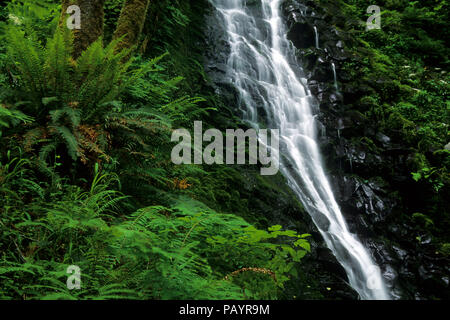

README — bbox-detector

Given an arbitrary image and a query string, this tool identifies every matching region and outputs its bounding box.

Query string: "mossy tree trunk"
[60,0,106,58]
[113,0,151,53]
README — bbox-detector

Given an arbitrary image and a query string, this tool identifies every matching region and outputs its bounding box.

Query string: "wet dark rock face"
[282,0,449,299]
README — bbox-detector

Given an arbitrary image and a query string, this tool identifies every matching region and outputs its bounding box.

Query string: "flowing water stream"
[332,62,339,91]
[209,0,390,300]
[313,26,319,49]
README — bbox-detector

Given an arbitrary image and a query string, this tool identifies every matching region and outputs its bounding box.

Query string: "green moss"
[440,243,450,256]
[113,0,150,53]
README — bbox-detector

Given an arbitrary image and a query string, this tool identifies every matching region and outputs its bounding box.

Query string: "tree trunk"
[60,0,106,58]
[113,0,151,53]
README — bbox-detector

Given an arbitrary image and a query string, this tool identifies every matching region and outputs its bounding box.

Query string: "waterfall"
[314,26,319,49]
[332,62,339,91]
[209,0,390,300]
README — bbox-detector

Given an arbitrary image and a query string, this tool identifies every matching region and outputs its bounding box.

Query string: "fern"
[43,30,73,101]
[5,26,45,102]
[0,164,309,300]
[0,104,33,134]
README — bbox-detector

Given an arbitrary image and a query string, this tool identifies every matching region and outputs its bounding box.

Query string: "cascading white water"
[331,62,338,91]
[314,26,319,49]
[210,0,390,300]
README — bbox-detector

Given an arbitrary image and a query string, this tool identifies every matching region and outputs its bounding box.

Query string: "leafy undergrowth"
[0,160,310,300]
[0,0,311,300]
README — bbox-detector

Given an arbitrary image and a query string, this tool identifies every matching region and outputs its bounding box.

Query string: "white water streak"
[314,26,319,49]
[332,62,339,91]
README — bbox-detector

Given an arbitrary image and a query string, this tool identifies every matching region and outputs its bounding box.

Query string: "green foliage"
[0,104,33,134]
[412,212,434,228]
[0,149,43,209]
[0,0,312,301]
[334,0,449,186]
[0,0,446,302]
[2,25,201,175]
[0,163,309,300]
[144,0,209,95]
[2,0,59,42]
[5,27,131,113]
[411,166,446,192]
[104,0,124,41]
[440,243,450,256]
